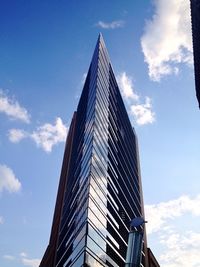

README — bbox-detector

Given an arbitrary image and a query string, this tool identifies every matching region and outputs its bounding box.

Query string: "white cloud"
[117,72,139,101]
[3,255,15,260]
[8,129,27,143]
[146,195,200,267]
[22,258,41,267]
[0,164,21,193]
[141,0,192,81]
[0,90,30,123]
[159,231,200,267]
[3,252,40,267]
[0,216,4,224]
[160,231,200,251]
[20,252,28,258]
[19,252,40,267]
[145,195,200,234]
[131,97,155,125]
[117,72,155,126]
[96,20,125,29]
[8,117,68,153]
[19,253,41,267]
[31,117,68,152]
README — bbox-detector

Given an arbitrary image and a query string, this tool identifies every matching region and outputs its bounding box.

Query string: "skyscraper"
[40,34,151,267]
[190,0,200,108]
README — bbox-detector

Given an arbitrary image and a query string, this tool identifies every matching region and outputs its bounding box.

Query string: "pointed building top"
[96,32,105,47]
[89,33,110,72]
[97,33,102,47]
[96,33,110,60]
[98,32,103,40]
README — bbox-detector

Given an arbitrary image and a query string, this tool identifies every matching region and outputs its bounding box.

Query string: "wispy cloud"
[20,252,28,258]
[117,72,155,125]
[145,194,200,234]
[141,0,192,81]
[22,258,41,267]
[3,255,15,261]
[0,164,21,193]
[31,117,68,152]
[20,253,40,267]
[117,72,139,101]
[145,195,200,267]
[131,97,155,125]
[96,20,125,29]
[160,231,200,267]
[8,129,27,143]
[0,89,30,123]
[3,252,40,267]
[8,117,68,153]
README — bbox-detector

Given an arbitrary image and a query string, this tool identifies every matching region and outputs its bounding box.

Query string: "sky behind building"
[0,1,199,267]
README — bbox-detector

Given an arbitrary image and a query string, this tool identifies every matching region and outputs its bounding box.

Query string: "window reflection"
[85,252,105,267]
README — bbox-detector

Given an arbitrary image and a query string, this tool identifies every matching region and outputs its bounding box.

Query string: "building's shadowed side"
[190,0,200,108]
[39,113,77,267]
[147,248,160,267]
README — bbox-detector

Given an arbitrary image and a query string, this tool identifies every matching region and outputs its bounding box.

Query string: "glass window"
[85,252,105,267]
[87,236,106,261]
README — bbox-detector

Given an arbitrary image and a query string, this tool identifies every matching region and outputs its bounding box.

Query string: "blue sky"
[0,1,200,266]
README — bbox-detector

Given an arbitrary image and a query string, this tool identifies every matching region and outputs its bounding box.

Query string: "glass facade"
[40,34,148,267]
